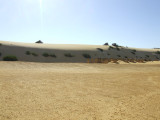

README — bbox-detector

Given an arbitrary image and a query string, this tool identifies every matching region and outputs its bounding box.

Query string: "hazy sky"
[0,0,160,48]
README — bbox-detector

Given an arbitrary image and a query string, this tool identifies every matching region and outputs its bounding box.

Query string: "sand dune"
[0,41,159,62]
[0,62,160,120]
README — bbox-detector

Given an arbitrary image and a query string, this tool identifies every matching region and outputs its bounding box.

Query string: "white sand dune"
[0,40,159,62]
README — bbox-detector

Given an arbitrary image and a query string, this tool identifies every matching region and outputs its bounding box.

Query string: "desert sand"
[0,61,160,120]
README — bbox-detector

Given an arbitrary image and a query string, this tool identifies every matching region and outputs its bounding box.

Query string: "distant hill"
[0,41,160,63]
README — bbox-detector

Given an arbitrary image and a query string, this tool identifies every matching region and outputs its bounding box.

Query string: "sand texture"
[0,62,160,120]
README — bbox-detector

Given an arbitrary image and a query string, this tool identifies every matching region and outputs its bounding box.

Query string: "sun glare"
[40,0,42,8]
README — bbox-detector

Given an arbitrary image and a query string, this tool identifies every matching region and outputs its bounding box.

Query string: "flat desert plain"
[0,62,160,120]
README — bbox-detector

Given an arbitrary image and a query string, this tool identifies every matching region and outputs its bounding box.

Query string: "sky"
[0,0,160,48]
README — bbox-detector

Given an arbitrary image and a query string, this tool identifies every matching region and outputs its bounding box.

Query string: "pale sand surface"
[0,62,160,120]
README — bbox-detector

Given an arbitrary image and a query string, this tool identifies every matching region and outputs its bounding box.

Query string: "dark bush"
[0,43,2,46]
[132,49,136,52]
[116,47,120,51]
[50,54,56,58]
[25,51,31,55]
[82,53,91,58]
[64,53,74,57]
[97,48,103,52]
[0,52,1,56]
[131,51,135,55]
[107,53,110,55]
[104,42,109,45]
[117,55,121,57]
[35,40,43,44]
[42,53,49,57]
[156,51,160,54]
[32,53,38,56]
[112,43,119,47]
[109,46,114,50]
[3,56,18,61]
[145,55,149,58]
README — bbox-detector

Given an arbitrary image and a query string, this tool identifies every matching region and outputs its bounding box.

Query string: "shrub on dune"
[25,51,31,55]
[156,51,160,54]
[42,53,49,57]
[0,43,2,46]
[97,48,103,52]
[104,42,109,45]
[64,53,74,57]
[32,53,38,56]
[50,54,56,58]
[82,53,91,58]
[3,56,18,61]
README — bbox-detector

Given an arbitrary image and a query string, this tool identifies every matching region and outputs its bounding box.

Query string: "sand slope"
[0,62,160,120]
[0,41,159,62]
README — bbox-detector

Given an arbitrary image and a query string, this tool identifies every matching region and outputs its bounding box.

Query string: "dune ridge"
[0,41,159,63]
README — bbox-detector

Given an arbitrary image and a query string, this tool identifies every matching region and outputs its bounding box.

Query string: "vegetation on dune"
[64,53,74,57]
[108,46,114,50]
[25,51,31,55]
[156,51,160,54]
[112,43,119,47]
[82,53,91,58]
[42,53,56,58]
[0,52,1,56]
[131,51,136,55]
[42,52,49,57]
[50,54,56,58]
[97,48,103,52]
[3,56,18,61]
[132,49,137,52]
[104,42,109,45]
[0,43,2,46]
[31,53,38,56]
[116,47,120,51]
[25,51,38,56]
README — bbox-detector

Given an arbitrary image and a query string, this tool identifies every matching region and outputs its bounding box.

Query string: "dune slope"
[0,41,159,62]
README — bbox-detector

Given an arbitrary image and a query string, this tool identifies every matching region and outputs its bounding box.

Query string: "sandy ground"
[0,62,160,120]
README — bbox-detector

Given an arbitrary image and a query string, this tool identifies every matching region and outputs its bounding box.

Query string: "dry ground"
[0,62,160,120]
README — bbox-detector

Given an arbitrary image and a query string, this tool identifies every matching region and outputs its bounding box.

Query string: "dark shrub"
[97,48,103,52]
[109,46,114,50]
[117,55,121,57]
[64,53,74,57]
[104,42,109,45]
[35,40,43,44]
[112,43,119,47]
[42,52,49,57]
[156,51,160,54]
[0,52,1,56]
[107,53,110,55]
[116,47,120,51]
[25,51,31,55]
[3,56,18,61]
[145,55,149,58]
[131,51,135,54]
[0,43,2,46]
[82,53,91,58]
[50,54,56,58]
[124,56,128,58]
[132,49,136,52]
[32,53,38,56]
